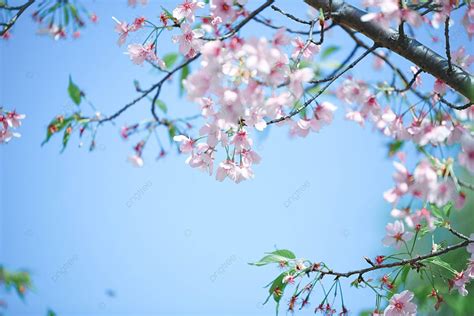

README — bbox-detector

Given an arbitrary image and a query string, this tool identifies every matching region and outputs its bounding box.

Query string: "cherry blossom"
[127,43,164,67]
[173,135,195,153]
[173,0,205,23]
[291,37,320,61]
[128,155,144,167]
[172,24,205,58]
[128,0,148,7]
[288,68,314,99]
[449,271,470,296]
[458,134,474,174]
[0,108,25,144]
[468,234,474,258]
[382,220,414,249]
[384,290,417,316]
[405,208,436,232]
[452,47,474,69]
[210,0,237,23]
[112,17,131,46]
[361,0,422,28]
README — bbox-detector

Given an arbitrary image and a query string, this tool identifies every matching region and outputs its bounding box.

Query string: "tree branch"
[0,0,35,36]
[305,0,474,104]
[311,236,473,279]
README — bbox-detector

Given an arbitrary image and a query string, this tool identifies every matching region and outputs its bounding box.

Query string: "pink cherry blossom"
[462,4,474,39]
[128,155,144,167]
[112,17,131,46]
[199,122,228,147]
[382,220,414,249]
[384,290,417,316]
[288,68,313,99]
[210,0,236,23]
[173,135,195,153]
[452,46,474,69]
[215,160,253,183]
[128,0,148,7]
[173,0,205,23]
[291,37,319,61]
[429,179,456,207]
[311,102,337,132]
[459,134,474,174]
[241,149,261,167]
[450,271,470,296]
[282,274,295,284]
[0,108,25,144]
[383,161,411,204]
[127,43,164,67]
[467,234,474,258]
[185,143,214,175]
[345,111,365,126]
[411,160,438,200]
[405,208,436,231]
[433,78,447,95]
[6,110,25,128]
[231,130,253,151]
[289,119,311,138]
[272,28,290,46]
[373,51,385,70]
[172,24,204,58]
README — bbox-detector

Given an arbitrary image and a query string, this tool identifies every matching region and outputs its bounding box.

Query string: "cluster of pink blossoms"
[112,16,168,68]
[173,31,334,182]
[361,0,423,27]
[337,74,473,148]
[362,0,474,36]
[383,159,467,208]
[0,108,25,144]
[115,0,334,182]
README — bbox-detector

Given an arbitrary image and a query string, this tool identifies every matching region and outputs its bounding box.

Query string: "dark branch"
[0,0,35,36]
[309,233,473,279]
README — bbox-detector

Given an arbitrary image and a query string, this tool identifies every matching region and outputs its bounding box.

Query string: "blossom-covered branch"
[305,0,474,104]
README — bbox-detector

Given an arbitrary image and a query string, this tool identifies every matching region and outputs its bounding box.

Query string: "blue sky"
[0,1,470,315]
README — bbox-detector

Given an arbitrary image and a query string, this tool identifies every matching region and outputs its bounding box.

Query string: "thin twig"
[270,4,311,25]
[268,45,377,125]
[444,16,453,74]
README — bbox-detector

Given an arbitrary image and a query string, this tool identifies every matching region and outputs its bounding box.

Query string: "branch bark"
[305,0,474,104]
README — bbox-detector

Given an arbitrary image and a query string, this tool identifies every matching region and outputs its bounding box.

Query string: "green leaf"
[47,309,57,316]
[443,202,453,218]
[61,124,72,152]
[250,250,296,267]
[430,204,444,220]
[179,64,190,96]
[161,6,174,19]
[68,75,82,105]
[400,265,410,283]
[388,140,404,157]
[250,255,283,267]
[154,99,168,114]
[321,45,340,60]
[42,115,74,146]
[168,124,177,142]
[269,249,296,259]
[428,257,457,276]
[63,6,69,25]
[162,53,179,69]
[269,272,288,303]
